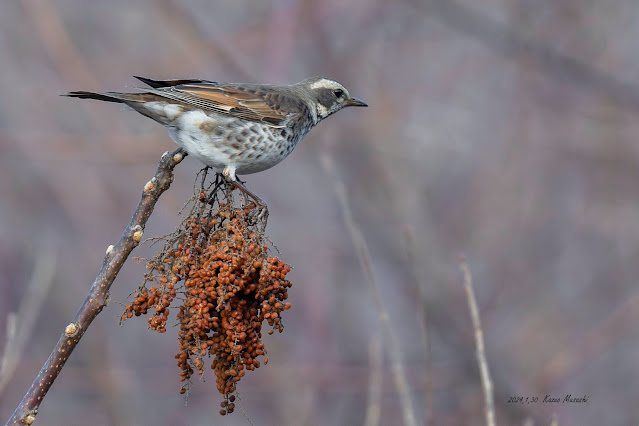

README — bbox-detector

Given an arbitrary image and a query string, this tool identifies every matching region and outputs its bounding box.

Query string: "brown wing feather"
[150,83,294,126]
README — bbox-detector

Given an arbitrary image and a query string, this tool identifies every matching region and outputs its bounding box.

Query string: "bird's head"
[297,77,367,123]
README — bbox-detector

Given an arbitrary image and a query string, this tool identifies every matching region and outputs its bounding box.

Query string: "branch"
[321,154,417,426]
[364,335,383,426]
[423,0,639,112]
[460,259,495,426]
[7,149,186,425]
[0,250,56,396]
[403,227,434,426]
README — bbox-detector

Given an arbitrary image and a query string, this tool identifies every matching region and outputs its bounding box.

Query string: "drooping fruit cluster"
[122,175,292,415]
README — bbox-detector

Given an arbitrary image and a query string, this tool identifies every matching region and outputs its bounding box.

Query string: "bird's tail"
[64,91,155,103]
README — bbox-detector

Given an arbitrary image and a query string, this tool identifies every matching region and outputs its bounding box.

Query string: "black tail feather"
[133,76,203,88]
[64,91,127,103]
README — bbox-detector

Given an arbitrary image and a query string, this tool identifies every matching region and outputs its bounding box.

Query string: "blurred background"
[2,0,639,425]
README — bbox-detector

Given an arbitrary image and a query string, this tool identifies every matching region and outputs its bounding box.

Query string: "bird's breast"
[165,110,310,175]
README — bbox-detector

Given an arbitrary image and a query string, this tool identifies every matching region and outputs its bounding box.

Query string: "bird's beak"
[346,97,368,107]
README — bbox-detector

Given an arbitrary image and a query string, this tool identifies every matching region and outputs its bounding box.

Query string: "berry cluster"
[122,178,292,415]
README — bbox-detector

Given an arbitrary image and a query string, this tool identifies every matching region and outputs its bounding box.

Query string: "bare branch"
[7,149,186,425]
[153,0,254,80]
[459,259,495,426]
[364,335,383,426]
[423,0,639,112]
[403,227,434,426]
[0,250,56,396]
[321,154,417,426]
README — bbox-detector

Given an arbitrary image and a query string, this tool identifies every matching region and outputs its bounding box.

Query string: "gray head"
[295,77,367,122]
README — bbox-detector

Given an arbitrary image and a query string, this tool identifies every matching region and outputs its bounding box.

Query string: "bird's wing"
[148,82,301,127]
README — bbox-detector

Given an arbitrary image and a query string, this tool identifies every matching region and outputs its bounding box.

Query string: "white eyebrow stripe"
[309,79,337,90]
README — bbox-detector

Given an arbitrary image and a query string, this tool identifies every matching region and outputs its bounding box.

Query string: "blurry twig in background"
[364,335,383,426]
[7,149,185,426]
[459,259,495,426]
[322,153,417,426]
[21,0,121,136]
[536,288,639,390]
[0,250,56,397]
[153,0,254,80]
[21,0,98,88]
[423,0,639,112]
[0,315,16,392]
[404,227,434,426]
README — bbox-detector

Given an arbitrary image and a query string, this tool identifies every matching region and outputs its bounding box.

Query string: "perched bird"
[66,76,367,208]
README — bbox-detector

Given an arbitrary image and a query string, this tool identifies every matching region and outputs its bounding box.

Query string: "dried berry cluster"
[122,178,292,415]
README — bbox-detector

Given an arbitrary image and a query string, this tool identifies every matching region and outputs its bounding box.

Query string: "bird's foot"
[229,179,269,228]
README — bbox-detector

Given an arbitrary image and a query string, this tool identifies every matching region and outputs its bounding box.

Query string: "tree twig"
[0,249,56,397]
[7,149,186,425]
[321,154,417,426]
[364,335,383,426]
[403,227,434,426]
[459,259,495,426]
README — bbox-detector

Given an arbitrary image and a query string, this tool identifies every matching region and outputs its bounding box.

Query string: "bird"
[66,76,367,213]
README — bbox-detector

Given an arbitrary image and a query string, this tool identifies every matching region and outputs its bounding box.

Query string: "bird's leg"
[231,180,269,225]
[222,167,269,225]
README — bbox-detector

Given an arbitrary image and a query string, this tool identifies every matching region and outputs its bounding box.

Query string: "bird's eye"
[333,89,344,98]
